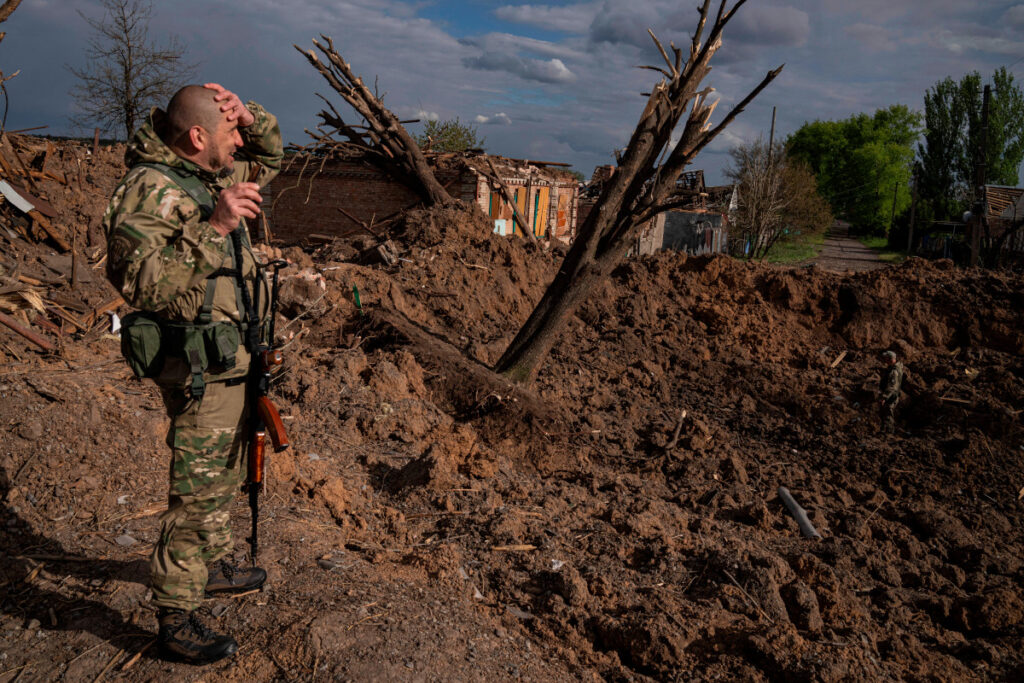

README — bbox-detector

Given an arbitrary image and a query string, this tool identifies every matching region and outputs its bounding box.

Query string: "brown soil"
[1,141,1024,681]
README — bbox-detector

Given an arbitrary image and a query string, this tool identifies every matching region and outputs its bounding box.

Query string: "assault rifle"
[229,227,289,563]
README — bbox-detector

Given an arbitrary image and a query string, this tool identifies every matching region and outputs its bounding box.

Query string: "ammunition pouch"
[120,311,165,379]
[120,315,244,399]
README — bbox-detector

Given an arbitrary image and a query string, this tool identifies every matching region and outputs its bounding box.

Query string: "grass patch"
[857,235,906,263]
[764,230,826,264]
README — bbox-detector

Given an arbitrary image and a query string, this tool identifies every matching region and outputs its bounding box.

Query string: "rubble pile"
[0,136,125,356]
[1,137,1023,680]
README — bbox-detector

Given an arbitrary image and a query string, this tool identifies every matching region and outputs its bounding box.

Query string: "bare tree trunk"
[296,36,453,207]
[496,0,781,383]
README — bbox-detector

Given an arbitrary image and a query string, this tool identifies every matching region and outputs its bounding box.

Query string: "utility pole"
[970,84,990,267]
[767,106,777,169]
[906,170,918,256]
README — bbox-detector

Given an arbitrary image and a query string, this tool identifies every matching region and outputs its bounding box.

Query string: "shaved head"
[167,85,224,142]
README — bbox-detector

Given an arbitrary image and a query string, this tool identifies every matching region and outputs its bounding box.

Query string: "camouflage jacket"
[104,101,283,384]
[879,361,905,404]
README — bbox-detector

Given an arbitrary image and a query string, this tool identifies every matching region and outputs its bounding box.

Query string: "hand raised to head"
[204,83,255,128]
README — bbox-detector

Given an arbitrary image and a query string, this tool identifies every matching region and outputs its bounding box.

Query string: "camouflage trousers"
[152,380,248,611]
[879,398,898,433]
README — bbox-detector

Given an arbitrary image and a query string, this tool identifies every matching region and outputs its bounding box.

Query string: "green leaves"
[788,105,920,235]
[413,117,486,153]
[919,67,1024,221]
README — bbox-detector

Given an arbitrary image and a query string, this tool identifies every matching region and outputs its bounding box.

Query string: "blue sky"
[2,1,1023,184]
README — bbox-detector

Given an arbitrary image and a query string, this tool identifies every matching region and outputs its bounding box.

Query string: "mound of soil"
[2,141,1023,680]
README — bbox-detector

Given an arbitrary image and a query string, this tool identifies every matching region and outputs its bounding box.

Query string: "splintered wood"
[0,131,125,356]
[0,133,71,251]
[295,35,453,207]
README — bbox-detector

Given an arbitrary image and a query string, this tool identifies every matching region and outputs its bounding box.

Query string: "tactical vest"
[118,163,260,398]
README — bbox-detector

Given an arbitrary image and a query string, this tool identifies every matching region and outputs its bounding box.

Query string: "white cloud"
[494,2,600,33]
[463,53,576,83]
[589,2,808,49]
[460,32,583,60]
[10,0,1024,187]
[475,112,513,125]
[704,128,747,154]
[844,23,899,52]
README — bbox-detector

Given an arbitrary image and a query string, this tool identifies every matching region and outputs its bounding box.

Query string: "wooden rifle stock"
[256,396,289,452]
[248,431,266,484]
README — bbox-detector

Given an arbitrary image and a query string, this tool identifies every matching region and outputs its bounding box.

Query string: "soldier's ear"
[188,125,207,151]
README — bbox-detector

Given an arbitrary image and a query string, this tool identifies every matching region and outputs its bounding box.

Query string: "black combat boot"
[157,608,238,664]
[205,559,267,595]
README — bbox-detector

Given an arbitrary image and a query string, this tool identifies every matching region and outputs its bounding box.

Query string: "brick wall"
[265,161,463,243]
[266,158,578,244]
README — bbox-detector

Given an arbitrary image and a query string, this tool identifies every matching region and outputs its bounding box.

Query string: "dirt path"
[814,221,886,272]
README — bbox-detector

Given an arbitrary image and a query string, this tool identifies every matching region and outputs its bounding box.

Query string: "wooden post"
[906,170,918,256]
[970,84,990,267]
[71,231,78,290]
[92,128,100,156]
[767,105,776,169]
[888,180,899,240]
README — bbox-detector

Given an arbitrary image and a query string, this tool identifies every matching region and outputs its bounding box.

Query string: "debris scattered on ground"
[2,137,1023,680]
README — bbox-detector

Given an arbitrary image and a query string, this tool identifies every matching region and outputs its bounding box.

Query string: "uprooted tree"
[494,0,781,383]
[293,1,780,387]
[296,36,454,207]
[295,39,534,238]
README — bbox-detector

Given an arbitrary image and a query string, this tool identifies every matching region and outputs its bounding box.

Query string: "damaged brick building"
[265,152,580,244]
[581,166,733,256]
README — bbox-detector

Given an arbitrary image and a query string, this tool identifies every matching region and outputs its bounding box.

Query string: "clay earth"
[1,140,1023,681]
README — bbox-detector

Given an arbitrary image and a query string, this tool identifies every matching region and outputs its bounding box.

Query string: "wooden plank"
[46,303,86,331]
[92,296,126,319]
[0,146,16,178]
[0,311,55,351]
[1,133,41,194]
[27,210,70,252]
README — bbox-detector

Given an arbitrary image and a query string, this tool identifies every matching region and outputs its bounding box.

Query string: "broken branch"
[0,310,54,351]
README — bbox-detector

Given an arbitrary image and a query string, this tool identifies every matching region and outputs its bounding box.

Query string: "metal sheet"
[0,179,34,214]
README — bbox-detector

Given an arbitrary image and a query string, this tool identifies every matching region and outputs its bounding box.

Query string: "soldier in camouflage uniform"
[104,83,283,663]
[878,350,905,434]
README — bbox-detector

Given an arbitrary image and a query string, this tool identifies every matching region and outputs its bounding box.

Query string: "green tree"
[67,0,197,140]
[414,117,485,153]
[957,68,1024,189]
[789,105,920,235]
[917,76,966,220]
[917,67,1024,225]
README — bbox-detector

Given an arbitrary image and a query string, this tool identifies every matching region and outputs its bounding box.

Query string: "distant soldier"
[878,350,904,433]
